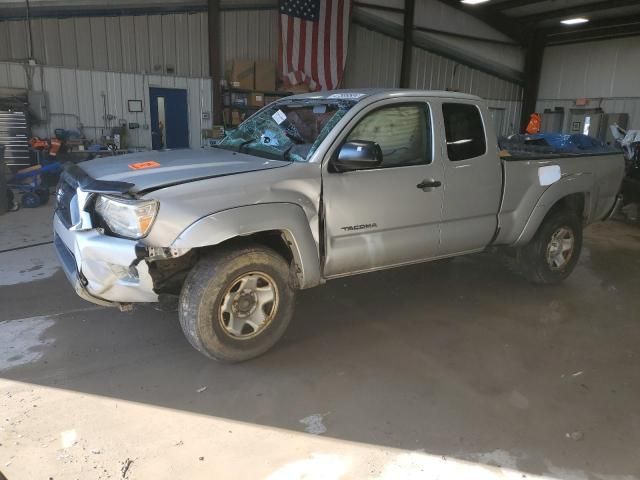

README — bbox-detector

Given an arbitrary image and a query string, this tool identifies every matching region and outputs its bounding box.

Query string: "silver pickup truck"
[53,89,625,362]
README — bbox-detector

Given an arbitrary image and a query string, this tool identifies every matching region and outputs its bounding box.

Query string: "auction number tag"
[272,110,287,124]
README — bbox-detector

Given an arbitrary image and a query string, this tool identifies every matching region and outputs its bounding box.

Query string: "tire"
[2,188,12,213]
[179,244,296,362]
[21,192,41,208]
[516,209,583,285]
[7,189,19,212]
[36,187,49,205]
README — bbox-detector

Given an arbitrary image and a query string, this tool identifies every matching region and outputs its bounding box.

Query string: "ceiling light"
[461,0,491,4]
[561,17,589,25]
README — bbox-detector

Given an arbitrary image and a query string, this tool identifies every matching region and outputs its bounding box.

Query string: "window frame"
[441,102,488,162]
[331,101,434,172]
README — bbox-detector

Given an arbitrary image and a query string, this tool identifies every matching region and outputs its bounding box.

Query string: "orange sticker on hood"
[129,160,160,170]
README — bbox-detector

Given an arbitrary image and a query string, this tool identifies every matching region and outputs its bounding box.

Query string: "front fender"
[515,173,594,245]
[171,203,321,289]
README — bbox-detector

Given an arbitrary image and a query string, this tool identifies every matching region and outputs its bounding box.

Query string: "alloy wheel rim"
[546,227,575,271]
[219,272,279,339]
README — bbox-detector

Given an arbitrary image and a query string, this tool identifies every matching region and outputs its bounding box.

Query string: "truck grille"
[55,177,76,228]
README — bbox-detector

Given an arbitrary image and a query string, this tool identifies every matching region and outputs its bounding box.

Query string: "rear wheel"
[517,209,583,285]
[179,244,296,362]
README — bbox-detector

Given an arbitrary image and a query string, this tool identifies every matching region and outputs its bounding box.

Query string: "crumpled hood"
[78,148,290,192]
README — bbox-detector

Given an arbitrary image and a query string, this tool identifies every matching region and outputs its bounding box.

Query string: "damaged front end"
[53,164,190,310]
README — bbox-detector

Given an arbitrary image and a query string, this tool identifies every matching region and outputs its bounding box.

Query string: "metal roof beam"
[490,0,548,12]
[545,14,640,44]
[546,23,640,45]
[435,0,529,45]
[519,0,640,25]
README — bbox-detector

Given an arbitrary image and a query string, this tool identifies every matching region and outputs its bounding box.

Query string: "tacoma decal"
[341,223,378,232]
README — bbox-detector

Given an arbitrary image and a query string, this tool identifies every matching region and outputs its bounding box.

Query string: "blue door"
[149,87,189,149]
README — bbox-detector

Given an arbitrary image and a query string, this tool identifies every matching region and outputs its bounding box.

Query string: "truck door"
[438,102,502,254]
[322,100,444,278]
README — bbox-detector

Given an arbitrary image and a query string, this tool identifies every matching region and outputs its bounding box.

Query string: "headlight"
[94,195,159,239]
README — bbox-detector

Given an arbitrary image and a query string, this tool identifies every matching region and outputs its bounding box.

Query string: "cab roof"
[286,88,483,102]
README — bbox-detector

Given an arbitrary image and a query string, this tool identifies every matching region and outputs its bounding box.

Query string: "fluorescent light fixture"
[461,0,491,4]
[561,17,589,25]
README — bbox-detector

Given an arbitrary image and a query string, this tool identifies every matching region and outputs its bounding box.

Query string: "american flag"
[279,0,352,91]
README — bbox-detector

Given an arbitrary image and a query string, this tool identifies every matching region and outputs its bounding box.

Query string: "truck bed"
[493,152,625,246]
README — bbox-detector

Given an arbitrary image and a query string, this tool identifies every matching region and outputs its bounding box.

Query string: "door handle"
[417,179,442,190]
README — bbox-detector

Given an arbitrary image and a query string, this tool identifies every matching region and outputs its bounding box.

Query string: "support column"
[520,30,546,132]
[208,0,223,125]
[399,0,415,88]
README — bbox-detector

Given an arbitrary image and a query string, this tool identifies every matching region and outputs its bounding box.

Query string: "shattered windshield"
[217,100,355,162]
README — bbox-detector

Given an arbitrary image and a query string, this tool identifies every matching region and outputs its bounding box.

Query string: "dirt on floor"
[0,205,639,480]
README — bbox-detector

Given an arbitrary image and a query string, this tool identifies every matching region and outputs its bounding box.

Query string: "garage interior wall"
[536,36,640,131]
[0,2,524,146]
[0,11,279,76]
[0,61,213,149]
[0,10,279,149]
[343,25,523,136]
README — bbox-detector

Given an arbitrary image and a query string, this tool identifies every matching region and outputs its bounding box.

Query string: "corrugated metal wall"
[539,37,640,100]
[1,11,524,140]
[0,10,279,77]
[411,47,523,136]
[536,99,640,132]
[411,48,521,100]
[343,26,403,88]
[343,25,523,136]
[537,36,640,130]
[220,9,279,66]
[411,48,522,136]
[0,61,213,149]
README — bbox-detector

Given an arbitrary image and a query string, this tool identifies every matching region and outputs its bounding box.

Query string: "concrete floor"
[0,204,639,480]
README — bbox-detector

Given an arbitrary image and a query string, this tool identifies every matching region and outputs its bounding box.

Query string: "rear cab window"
[442,103,487,161]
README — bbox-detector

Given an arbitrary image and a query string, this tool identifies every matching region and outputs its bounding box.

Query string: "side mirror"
[333,140,383,172]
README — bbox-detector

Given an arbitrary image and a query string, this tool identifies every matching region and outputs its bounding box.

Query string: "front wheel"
[516,209,583,285]
[179,244,296,362]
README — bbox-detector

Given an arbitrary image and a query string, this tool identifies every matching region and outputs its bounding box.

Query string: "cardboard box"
[223,108,232,125]
[255,61,276,92]
[264,94,282,105]
[230,60,254,90]
[248,92,265,107]
[287,83,310,94]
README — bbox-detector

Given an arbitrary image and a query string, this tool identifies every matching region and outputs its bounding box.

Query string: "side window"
[346,104,431,168]
[442,103,487,161]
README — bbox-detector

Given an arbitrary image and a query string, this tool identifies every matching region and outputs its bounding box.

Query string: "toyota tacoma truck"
[53,89,625,362]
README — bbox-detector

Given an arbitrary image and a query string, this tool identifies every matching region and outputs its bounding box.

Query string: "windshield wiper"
[285,131,305,145]
[281,144,294,162]
[238,139,255,153]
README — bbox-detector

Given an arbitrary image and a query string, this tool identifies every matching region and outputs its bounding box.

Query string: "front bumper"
[53,212,158,307]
